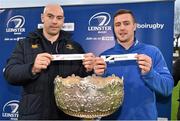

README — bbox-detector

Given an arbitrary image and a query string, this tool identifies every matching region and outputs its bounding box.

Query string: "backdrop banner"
[0,1,174,120]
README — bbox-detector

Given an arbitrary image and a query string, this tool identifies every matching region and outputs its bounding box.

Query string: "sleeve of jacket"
[173,58,180,86]
[141,48,174,96]
[3,40,38,86]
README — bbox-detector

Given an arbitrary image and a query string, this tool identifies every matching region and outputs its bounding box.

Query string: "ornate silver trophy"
[54,74,124,120]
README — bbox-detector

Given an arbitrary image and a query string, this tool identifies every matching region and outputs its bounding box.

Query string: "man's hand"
[32,53,53,74]
[83,53,95,72]
[135,54,152,74]
[94,57,107,76]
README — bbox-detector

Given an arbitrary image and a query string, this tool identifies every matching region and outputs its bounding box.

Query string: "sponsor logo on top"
[38,23,75,31]
[88,12,112,34]
[2,100,19,120]
[6,15,26,35]
[137,23,164,30]
[86,12,114,41]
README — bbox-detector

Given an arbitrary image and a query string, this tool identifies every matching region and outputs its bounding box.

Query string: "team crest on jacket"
[31,44,38,49]
[66,44,74,50]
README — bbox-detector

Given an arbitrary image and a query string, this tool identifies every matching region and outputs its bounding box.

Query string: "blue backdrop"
[0,1,174,120]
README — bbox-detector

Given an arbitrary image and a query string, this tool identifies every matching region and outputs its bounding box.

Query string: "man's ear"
[41,13,44,23]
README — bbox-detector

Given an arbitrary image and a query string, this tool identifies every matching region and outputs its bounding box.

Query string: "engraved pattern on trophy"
[54,74,124,119]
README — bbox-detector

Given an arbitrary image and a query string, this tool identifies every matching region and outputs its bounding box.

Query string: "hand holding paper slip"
[52,53,137,62]
[52,54,85,61]
[100,53,137,62]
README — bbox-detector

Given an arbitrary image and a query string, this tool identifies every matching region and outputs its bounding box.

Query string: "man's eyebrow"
[46,13,63,17]
[46,13,54,16]
[123,20,130,22]
[57,15,64,17]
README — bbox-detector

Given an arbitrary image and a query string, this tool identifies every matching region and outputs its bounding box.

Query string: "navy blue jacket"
[4,29,91,120]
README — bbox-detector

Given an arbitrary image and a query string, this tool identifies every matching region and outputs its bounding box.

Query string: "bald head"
[43,4,64,14]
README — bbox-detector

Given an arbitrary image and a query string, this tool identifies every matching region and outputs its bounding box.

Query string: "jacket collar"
[114,38,140,52]
[28,29,71,43]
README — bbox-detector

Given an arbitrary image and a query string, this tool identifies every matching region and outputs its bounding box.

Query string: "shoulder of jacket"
[16,37,39,51]
[60,30,73,41]
[101,47,115,55]
[17,37,33,44]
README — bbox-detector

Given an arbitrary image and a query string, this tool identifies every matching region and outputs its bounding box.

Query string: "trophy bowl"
[54,74,124,119]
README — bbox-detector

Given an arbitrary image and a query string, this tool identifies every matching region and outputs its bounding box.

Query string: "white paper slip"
[52,54,84,61]
[101,53,137,62]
